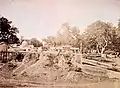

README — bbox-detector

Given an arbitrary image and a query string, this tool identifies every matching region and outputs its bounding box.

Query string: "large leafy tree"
[83,20,116,54]
[42,23,82,47]
[113,19,120,53]
[57,23,81,47]
[0,17,20,44]
[57,23,71,45]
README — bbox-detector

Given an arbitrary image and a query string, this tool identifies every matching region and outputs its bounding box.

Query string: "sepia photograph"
[0,0,120,88]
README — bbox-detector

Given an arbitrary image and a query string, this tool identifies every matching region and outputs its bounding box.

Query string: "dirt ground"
[0,52,120,88]
[0,79,120,88]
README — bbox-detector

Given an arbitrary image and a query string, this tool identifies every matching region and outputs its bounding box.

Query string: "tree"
[112,19,120,53]
[29,38,43,47]
[83,20,116,54]
[69,27,81,48]
[42,36,57,46]
[57,23,71,45]
[56,23,81,47]
[0,17,20,44]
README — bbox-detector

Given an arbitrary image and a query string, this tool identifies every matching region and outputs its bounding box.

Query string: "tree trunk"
[101,38,108,58]
[96,45,100,54]
[101,47,105,54]
[101,47,106,58]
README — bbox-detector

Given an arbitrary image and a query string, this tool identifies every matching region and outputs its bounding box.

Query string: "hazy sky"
[0,0,120,39]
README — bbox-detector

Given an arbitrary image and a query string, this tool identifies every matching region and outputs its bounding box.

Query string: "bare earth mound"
[12,52,109,84]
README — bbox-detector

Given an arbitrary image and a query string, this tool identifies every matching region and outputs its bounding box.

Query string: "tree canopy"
[56,23,81,47]
[29,38,43,47]
[83,20,117,54]
[41,19,120,54]
[0,17,20,44]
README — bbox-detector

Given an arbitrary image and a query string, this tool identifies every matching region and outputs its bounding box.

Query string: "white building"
[19,40,34,52]
[20,40,28,48]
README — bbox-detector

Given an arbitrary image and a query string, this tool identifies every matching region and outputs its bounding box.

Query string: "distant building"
[20,40,28,48]
[0,42,8,52]
[18,40,34,52]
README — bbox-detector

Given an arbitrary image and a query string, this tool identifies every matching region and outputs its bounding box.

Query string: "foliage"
[42,36,56,46]
[42,23,82,48]
[0,17,20,44]
[29,38,43,47]
[56,23,81,47]
[57,23,71,45]
[1,16,120,55]
[83,20,116,53]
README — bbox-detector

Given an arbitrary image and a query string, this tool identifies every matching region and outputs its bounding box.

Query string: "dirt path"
[0,79,120,88]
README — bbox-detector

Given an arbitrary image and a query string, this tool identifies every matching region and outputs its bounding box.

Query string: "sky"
[0,0,120,40]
